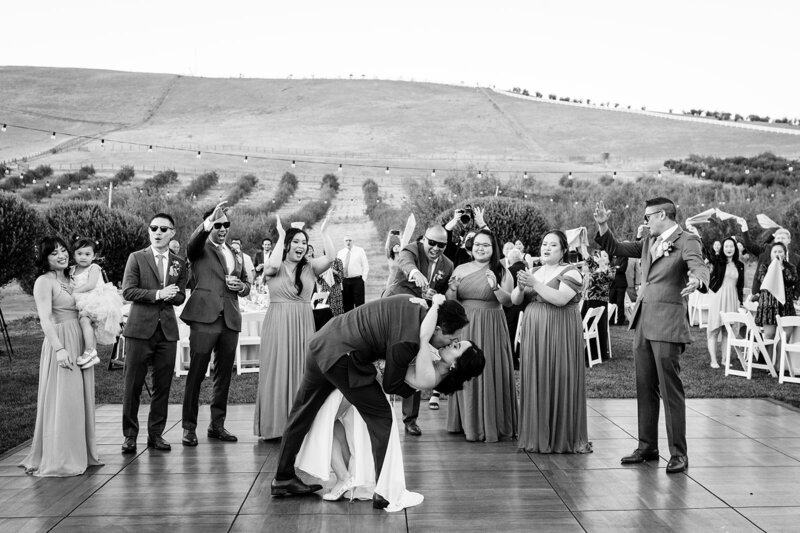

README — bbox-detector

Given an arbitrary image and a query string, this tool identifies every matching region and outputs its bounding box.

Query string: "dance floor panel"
[0,398,798,532]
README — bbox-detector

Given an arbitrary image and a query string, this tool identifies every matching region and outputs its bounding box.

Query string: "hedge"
[0,192,49,292]
[181,170,219,199]
[225,174,258,206]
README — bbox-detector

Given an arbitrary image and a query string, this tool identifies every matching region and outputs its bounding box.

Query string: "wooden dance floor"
[1,398,800,532]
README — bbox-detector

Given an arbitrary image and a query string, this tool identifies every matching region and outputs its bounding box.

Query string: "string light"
[568,172,573,180]
[657,170,662,178]
[524,171,528,179]
[701,171,706,177]
[148,145,153,153]
[196,151,201,159]
[338,164,342,172]
[1,124,6,132]
[613,171,617,177]
[789,166,794,172]
[243,155,248,163]
[291,160,296,168]
[51,132,56,139]
[478,170,482,178]
[745,168,750,174]
[101,139,105,149]
[431,169,436,178]
[385,167,390,174]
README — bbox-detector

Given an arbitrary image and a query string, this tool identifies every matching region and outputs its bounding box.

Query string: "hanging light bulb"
[613,171,617,177]
[32,178,37,184]
[657,170,662,178]
[291,160,296,168]
[789,166,794,172]
[148,145,153,153]
[568,172,573,180]
[101,139,105,149]
[745,168,750,174]
[524,171,528,179]
[385,167,390,174]
[46,181,50,188]
[431,169,436,178]
[478,170,482,178]
[68,185,72,191]
[243,155,248,163]
[78,186,82,191]
[1,124,6,132]
[51,132,56,139]
[701,171,706,177]
[338,164,342,172]
[196,151,201,159]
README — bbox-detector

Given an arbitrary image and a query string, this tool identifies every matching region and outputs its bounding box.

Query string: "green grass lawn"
[2,316,800,456]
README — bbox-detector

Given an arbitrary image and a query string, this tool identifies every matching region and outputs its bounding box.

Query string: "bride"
[294,294,484,512]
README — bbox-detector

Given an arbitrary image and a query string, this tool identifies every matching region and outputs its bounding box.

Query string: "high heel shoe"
[322,478,354,501]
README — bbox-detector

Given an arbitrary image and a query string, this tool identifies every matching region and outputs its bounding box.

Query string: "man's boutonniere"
[169,260,181,277]
[662,241,674,257]
[431,270,444,284]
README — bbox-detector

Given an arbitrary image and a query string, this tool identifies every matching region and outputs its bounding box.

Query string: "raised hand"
[210,201,228,221]
[275,215,286,240]
[410,270,428,288]
[593,202,611,225]
[431,294,446,306]
[473,206,487,228]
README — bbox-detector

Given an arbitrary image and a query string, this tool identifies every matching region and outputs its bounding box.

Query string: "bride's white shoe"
[322,478,354,501]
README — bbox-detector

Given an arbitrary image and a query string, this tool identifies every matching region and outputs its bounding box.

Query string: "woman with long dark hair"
[21,237,103,476]
[706,237,745,368]
[254,215,335,439]
[444,228,516,442]
[512,230,591,454]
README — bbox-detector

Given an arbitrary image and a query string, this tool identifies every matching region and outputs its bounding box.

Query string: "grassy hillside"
[3,66,798,174]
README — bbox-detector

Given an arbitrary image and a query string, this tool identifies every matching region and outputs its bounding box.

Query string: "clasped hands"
[160,284,180,301]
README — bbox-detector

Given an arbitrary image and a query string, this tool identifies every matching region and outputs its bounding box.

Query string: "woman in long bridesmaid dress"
[21,237,103,477]
[512,230,592,454]
[254,215,335,439]
[445,229,517,442]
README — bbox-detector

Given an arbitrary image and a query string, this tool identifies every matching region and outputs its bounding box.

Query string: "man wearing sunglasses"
[383,224,455,436]
[593,198,708,475]
[120,213,188,454]
[180,201,251,446]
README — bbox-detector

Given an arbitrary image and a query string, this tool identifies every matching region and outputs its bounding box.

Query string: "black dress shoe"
[182,429,198,447]
[620,449,660,464]
[271,476,323,497]
[373,493,390,509]
[404,422,422,436]
[207,427,238,442]
[666,455,688,474]
[147,435,172,451]
[121,437,137,454]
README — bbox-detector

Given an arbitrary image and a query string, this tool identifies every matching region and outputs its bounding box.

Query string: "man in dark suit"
[180,201,250,446]
[253,237,273,275]
[594,198,709,474]
[120,213,189,453]
[383,224,455,435]
[271,295,469,502]
[609,254,629,325]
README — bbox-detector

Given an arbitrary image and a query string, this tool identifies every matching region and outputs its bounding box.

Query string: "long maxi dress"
[446,267,517,442]
[254,262,316,439]
[21,283,103,476]
[707,262,740,334]
[518,265,592,453]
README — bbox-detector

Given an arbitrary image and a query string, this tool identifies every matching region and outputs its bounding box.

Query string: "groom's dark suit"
[121,247,188,440]
[596,226,708,458]
[180,223,250,431]
[276,295,429,482]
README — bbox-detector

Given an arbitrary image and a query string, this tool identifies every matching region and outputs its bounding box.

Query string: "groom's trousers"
[276,354,394,484]
[633,326,687,457]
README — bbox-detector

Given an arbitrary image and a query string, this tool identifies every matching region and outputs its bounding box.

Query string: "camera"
[459,204,473,225]
[390,229,401,236]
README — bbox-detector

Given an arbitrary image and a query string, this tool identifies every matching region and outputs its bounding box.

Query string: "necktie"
[344,249,352,277]
[429,259,437,281]
[156,254,165,287]
[650,236,663,261]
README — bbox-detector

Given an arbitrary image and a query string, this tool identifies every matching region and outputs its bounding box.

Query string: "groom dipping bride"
[271,294,485,509]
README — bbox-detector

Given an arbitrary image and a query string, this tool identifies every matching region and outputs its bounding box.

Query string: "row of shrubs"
[180,171,219,199]
[664,152,800,188]
[225,174,259,206]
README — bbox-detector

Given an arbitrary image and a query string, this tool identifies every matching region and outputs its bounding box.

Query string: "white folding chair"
[605,303,615,358]
[776,316,800,384]
[721,311,778,379]
[690,291,710,328]
[236,312,265,375]
[175,321,211,377]
[583,306,605,368]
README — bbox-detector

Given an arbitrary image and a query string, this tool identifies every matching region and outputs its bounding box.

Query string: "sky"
[2,0,798,118]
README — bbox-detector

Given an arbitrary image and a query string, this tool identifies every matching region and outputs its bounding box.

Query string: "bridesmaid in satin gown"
[21,237,103,477]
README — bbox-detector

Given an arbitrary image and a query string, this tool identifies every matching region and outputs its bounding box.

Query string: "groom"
[594,198,708,474]
[271,295,468,503]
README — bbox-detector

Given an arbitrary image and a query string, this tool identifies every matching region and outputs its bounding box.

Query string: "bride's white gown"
[295,390,424,512]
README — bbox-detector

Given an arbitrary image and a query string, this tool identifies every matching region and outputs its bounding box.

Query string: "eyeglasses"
[472,242,492,250]
[149,225,173,233]
[212,221,231,229]
[643,210,663,223]
[425,238,447,249]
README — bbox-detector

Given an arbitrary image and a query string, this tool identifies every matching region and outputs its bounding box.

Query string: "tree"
[0,192,49,292]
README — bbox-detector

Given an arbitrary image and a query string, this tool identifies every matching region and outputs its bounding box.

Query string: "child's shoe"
[78,349,100,369]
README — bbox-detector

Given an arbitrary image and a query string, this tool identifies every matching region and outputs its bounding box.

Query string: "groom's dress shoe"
[271,476,323,497]
[373,493,390,509]
[182,429,198,447]
[666,455,688,474]
[404,423,422,436]
[207,427,238,441]
[147,435,171,451]
[121,437,137,454]
[620,449,660,464]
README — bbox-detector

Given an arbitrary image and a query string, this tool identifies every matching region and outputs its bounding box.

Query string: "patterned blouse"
[583,256,617,302]
[317,257,344,316]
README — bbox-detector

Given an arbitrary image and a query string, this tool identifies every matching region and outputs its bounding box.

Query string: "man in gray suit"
[180,201,250,446]
[383,225,455,435]
[121,213,188,453]
[594,198,709,474]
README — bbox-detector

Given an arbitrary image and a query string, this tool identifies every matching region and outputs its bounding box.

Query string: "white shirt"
[337,245,369,281]
[211,241,235,274]
[150,246,169,299]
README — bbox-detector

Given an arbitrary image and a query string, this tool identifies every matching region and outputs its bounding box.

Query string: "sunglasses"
[213,221,231,229]
[149,225,174,233]
[425,238,447,249]
[643,210,663,223]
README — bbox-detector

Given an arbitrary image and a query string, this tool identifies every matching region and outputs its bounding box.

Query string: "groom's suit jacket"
[180,223,251,332]
[122,248,188,341]
[309,295,428,394]
[595,226,709,344]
